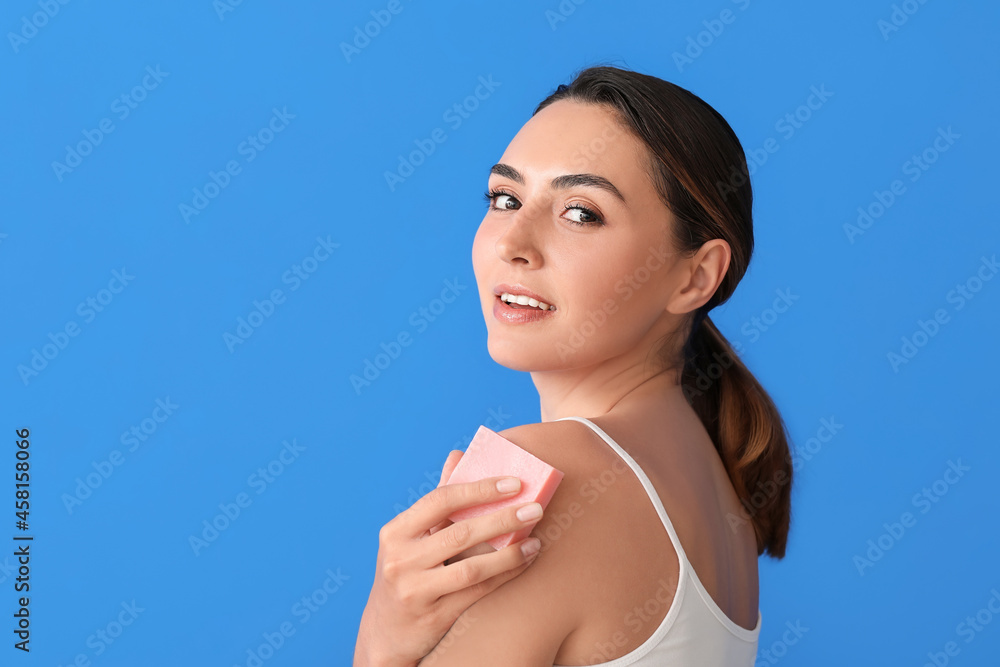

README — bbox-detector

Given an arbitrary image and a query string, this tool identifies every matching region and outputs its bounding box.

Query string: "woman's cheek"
[471,226,491,279]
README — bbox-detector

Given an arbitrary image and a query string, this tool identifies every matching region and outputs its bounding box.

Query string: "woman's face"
[472,98,688,373]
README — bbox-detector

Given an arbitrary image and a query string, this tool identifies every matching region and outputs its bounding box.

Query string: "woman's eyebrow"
[489,163,629,208]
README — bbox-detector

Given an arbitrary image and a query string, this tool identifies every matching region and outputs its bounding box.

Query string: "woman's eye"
[483,189,521,211]
[495,193,519,210]
[564,205,603,226]
[483,189,604,226]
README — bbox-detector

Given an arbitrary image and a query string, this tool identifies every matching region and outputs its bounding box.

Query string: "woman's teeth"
[500,292,554,311]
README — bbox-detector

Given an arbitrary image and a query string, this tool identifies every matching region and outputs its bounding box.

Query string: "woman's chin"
[486,338,574,372]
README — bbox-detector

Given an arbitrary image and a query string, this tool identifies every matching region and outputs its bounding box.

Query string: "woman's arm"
[415,422,603,666]
[354,451,545,666]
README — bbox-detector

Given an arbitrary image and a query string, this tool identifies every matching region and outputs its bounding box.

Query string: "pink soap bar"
[444,425,564,550]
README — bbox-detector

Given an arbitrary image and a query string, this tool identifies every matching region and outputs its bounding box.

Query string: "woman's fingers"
[427,451,464,537]
[438,450,462,486]
[365,452,543,664]
[397,475,523,539]
[417,501,543,568]
[429,537,542,608]
[427,517,451,538]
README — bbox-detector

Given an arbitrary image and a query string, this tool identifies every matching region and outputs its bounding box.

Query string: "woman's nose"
[494,200,545,266]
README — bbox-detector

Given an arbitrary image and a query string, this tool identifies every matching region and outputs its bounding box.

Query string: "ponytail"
[681,313,792,559]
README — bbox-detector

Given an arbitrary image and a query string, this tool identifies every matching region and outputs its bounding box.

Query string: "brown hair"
[534,64,792,558]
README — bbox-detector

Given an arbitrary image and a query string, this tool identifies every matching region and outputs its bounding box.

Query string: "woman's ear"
[665,239,731,315]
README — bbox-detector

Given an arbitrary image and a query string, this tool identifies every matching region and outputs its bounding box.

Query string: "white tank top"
[552,416,762,666]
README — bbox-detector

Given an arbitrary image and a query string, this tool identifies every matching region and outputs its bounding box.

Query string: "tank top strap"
[555,415,690,565]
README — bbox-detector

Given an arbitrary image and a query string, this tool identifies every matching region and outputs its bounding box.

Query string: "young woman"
[355,65,792,666]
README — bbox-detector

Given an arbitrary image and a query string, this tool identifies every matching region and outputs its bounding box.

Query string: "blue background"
[2,0,998,665]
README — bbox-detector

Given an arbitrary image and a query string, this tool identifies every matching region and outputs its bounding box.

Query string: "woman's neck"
[534,365,683,423]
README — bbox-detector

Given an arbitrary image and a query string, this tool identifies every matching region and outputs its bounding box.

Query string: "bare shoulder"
[493,418,637,582]
[495,419,682,660]
[496,418,624,482]
[419,419,654,665]
[496,419,645,555]
[496,414,759,653]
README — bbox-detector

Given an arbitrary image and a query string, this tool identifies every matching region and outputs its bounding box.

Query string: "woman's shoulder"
[497,416,673,533]
[500,413,760,653]
[496,418,626,481]
[495,418,649,571]
[421,419,663,663]
[493,419,687,661]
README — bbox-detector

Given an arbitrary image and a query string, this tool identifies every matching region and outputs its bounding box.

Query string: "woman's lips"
[492,284,554,308]
[493,294,556,324]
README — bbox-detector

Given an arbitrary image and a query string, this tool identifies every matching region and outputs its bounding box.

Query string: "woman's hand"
[354,450,545,667]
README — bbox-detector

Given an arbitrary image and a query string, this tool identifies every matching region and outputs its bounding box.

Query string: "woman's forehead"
[496,101,657,203]
[509,100,632,156]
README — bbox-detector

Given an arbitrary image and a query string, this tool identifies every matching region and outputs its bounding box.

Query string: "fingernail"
[521,538,541,558]
[516,502,542,521]
[496,477,520,493]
